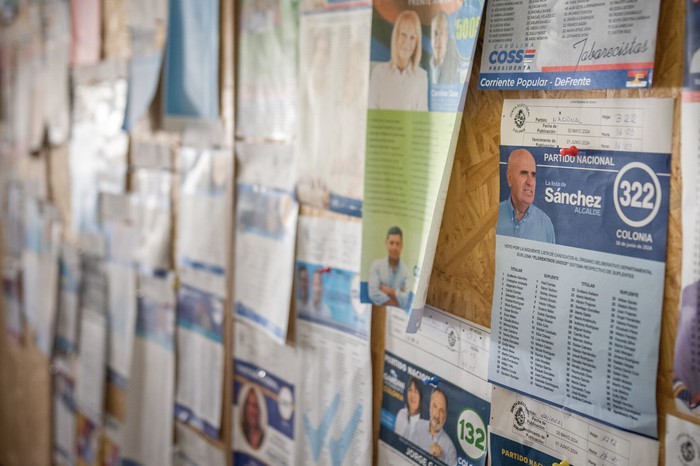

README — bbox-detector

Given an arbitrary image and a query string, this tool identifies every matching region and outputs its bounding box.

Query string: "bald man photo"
[496,149,555,243]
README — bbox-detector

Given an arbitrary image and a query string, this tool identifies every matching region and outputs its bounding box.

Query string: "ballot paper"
[236,0,298,141]
[69,60,128,234]
[666,414,700,466]
[101,193,137,392]
[53,357,76,466]
[54,245,81,355]
[22,197,61,355]
[489,98,673,438]
[131,146,173,272]
[378,306,491,466]
[234,143,298,344]
[176,137,232,275]
[489,386,659,466]
[295,215,373,466]
[232,320,298,466]
[295,3,371,216]
[674,0,700,416]
[478,0,662,90]
[122,271,176,466]
[174,423,227,466]
[360,0,484,316]
[175,268,225,439]
[162,0,219,131]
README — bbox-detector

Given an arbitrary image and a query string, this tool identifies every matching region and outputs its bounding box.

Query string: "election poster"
[295,2,371,216]
[674,0,700,416]
[22,197,61,355]
[237,0,299,141]
[378,306,491,466]
[489,386,658,466]
[489,98,673,438]
[175,270,225,439]
[295,215,373,466]
[232,320,298,466]
[666,414,700,466]
[122,271,176,466]
[478,0,662,90]
[234,143,299,344]
[360,0,484,316]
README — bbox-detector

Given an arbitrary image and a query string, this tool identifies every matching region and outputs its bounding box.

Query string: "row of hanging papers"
[2,0,700,465]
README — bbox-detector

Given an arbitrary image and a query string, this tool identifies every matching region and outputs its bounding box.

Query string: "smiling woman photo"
[368,9,428,111]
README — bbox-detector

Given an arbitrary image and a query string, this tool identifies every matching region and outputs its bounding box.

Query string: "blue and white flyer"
[489,98,673,439]
[234,142,299,344]
[294,214,373,466]
[673,0,700,416]
[232,320,298,466]
[122,271,176,466]
[378,306,491,466]
[478,0,661,90]
[489,386,658,466]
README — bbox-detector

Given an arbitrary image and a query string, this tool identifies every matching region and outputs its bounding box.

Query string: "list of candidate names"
[490,238,659,436]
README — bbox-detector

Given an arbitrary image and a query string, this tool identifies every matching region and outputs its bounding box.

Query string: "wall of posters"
[490,98,673,438]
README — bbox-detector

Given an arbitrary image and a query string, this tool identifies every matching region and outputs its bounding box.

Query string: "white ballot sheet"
[177,142,232,275]
[22,197,61,355]
[489,386,658,466]
[234,143,298,344]
[131,166,173,272]
[236,0,298,141]
[295,5,371,216]
[53,358,76,466]
[122,271,176,466]
[666,414,700,466]
[232,320,298,466]
[102,193,138,392]
[479,0,661,90]
[175,268,225,439]
[490,98,673,438]
[295,215,373,466]
[378,306,491,466]
[75,307,108,423]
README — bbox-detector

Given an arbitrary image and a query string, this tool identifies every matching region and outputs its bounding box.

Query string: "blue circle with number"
[613,162,661,228]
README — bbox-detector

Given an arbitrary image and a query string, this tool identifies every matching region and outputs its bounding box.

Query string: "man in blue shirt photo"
[408,388,457,465]
[368,226,409,309]
[496,148,555,243]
